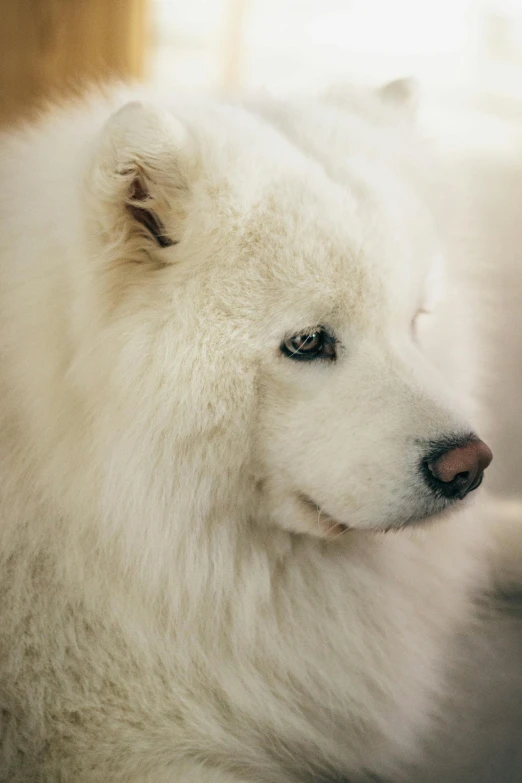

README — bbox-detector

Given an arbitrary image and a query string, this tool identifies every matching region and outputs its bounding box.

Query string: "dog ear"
[378,78,419,120]
[87,101,196,258]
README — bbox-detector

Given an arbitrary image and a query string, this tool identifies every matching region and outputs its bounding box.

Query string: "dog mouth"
[299,493,459,538]
[299,494,350,538]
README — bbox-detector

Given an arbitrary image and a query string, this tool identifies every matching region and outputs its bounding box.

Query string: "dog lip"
[300,494,454,535]
[299,494,454,535]
[299,493,350,534]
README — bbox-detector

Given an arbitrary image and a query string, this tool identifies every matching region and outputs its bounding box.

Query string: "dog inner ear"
[90,101,195,260]
[126,174,176,249]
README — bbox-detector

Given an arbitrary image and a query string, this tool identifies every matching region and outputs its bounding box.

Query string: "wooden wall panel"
[0,0,150,125]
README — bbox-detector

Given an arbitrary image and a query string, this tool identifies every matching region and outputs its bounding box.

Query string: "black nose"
[423,437,493,500]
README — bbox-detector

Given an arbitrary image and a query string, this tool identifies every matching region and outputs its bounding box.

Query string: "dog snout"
[423,437,493,500]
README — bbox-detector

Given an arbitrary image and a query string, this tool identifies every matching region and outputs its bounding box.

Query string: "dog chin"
[297,493,461,539]
[297,494,350,539]
[267,488,463,540]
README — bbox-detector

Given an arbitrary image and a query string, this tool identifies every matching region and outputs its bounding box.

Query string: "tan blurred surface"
[0,0,149,126]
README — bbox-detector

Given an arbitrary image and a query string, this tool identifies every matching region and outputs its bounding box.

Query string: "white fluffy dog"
[0,80,520,783]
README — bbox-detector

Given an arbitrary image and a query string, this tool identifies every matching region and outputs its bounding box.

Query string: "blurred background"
[1,0,521,497]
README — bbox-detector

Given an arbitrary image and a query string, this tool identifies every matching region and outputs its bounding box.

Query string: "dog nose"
[425,438,493,500]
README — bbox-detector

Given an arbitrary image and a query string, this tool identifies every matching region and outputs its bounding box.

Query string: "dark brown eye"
[281,328,336,362]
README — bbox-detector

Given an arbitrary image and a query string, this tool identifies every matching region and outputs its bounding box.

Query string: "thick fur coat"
[0,82,520,782]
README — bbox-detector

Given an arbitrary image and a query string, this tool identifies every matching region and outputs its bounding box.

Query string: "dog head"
[78,85,491,538]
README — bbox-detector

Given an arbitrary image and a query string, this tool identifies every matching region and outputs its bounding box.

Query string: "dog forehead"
[237,176,359,265]
[216,220,386,335]
[236,182,412,294]
[200,150,433,329]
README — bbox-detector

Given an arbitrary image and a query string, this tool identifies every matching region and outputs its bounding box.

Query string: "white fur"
[0,83,520,783]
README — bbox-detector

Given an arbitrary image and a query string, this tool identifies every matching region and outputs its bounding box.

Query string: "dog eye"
[281,328,336,361]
